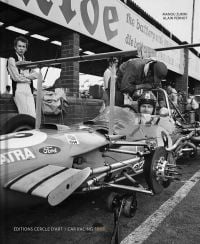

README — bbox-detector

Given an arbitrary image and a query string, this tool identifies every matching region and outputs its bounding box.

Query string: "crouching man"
[116,58,168,106]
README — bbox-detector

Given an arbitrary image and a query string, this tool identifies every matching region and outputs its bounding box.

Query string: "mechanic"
[116,57,168,106]
[186,92,199,122]
[7,36,39,118]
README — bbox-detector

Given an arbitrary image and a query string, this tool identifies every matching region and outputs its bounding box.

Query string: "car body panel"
[0,128,108,183]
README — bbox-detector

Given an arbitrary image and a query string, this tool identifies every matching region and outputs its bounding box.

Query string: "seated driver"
[137,91,176,134]
[137,91,157,124]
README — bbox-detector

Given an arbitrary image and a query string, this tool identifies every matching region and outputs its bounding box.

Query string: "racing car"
[1,91,194,217]
[0,47,197,219]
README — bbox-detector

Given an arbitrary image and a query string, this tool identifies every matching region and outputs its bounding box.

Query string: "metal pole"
[109,65,116,135]
[184,48,189,98]
[17,43,200,69]
[191,0,195,43]
[18,49,138,69]
[35,69,43,129]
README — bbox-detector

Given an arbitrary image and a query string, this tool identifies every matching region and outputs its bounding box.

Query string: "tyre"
[106,192,119,212]
[143,147,168,194]
[123,195,137,218]
[1,114,35,134]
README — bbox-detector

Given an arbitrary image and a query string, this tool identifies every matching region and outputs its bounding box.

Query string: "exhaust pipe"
[179,141,197,157]
[166,131,194,152]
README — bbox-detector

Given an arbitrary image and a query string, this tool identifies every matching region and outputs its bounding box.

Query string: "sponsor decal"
[39,146,61,154]
[0,148,35,165]
[132,160,144,172]
[0,131,47,149]
[65,134,79,144]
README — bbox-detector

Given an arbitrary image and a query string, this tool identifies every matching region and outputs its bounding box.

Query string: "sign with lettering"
[1,0,199,79]
[137,43,156,58]
[0,148,36,165]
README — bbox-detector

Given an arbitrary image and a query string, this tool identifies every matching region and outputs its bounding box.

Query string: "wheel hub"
[154,157,168,181]
[154,156,179,181]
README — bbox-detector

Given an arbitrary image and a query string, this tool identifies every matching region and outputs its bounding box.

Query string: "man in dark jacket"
[7,36,38,117]
[116,58,168,105]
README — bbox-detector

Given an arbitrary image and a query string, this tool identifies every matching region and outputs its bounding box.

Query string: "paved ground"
[1,156,200,244]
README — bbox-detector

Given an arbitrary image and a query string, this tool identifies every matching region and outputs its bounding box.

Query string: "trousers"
[14,83,36,118]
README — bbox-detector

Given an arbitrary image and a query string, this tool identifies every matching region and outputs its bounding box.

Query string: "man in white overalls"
[7,36,38,118]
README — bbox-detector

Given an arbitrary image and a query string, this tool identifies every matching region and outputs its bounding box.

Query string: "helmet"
[138,91,157,113]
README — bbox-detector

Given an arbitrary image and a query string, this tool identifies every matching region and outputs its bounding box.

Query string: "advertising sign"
[1,0,199,79]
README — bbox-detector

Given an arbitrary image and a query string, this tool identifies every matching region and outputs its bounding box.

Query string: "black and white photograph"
[0,1,200,243]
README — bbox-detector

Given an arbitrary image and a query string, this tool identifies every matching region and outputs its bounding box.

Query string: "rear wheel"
[106,192,119,212]
[1,114,35,134]
[123,194,137,217]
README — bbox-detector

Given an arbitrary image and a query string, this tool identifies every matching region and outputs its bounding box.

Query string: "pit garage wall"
[59,32,80,96]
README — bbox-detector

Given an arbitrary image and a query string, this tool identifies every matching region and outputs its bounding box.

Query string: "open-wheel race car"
[1,88,194,214]
[0,91,198,244]
[1,45,197,219]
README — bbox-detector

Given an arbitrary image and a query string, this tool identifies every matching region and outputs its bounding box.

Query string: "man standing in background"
[167,85,178,106]
[7,36,38,118]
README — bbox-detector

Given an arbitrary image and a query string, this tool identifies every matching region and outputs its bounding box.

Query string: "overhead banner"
[1,0,200,80]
